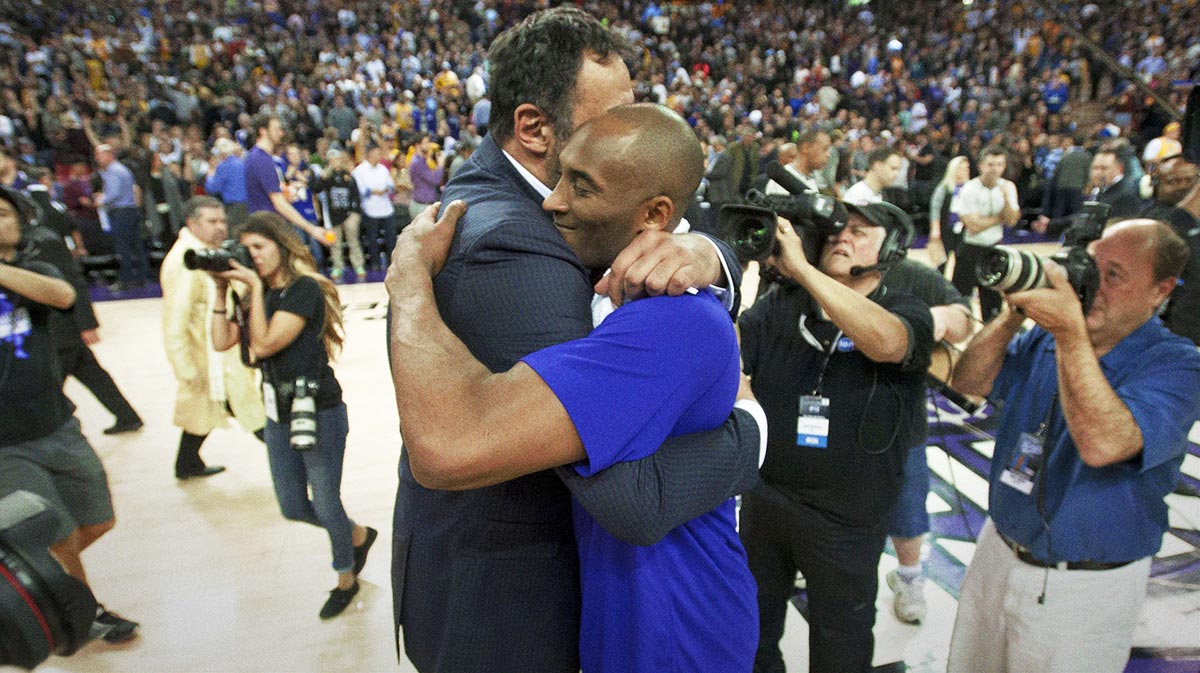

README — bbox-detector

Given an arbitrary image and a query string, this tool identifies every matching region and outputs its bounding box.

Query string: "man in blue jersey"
[386,103,758,672]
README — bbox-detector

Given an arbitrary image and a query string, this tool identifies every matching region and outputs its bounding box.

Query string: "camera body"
[976,201,1109,313]
[0,491,97,670]
[717,190,848,264]
[287,376,319,451]
[183,240,254,272]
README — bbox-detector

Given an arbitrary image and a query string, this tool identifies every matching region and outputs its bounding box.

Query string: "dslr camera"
[717,190,849,264]
[183,240,254,272]
[975,202,1108,313]
[0,491,98,670]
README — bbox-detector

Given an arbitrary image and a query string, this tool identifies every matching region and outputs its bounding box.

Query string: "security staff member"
[738,202,934,673]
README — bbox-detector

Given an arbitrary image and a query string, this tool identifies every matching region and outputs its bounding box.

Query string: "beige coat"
[160,228,264,435]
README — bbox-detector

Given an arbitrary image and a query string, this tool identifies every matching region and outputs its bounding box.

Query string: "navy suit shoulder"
[393,134,583,673]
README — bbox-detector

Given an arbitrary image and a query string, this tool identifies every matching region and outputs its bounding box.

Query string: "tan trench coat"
[160,228,264,435]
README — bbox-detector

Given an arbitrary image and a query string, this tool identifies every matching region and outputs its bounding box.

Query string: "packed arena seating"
[0,0,1196,277]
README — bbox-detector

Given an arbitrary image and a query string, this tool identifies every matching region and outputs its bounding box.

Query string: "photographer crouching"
[737,202,934,673]
[946,219,1200,673]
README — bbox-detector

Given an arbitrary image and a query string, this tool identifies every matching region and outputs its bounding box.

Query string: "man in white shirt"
[950,147,1021,321]
[842,148,902,205]
[764,129,827,196]
[351,144,397,269]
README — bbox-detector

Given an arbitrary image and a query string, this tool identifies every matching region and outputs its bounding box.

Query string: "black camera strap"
[797,313,842,397]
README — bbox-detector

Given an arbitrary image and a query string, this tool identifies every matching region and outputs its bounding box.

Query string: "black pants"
[952,242,1004,322]
[740,484,888,673]
[361,214,398,268]
[57,342,139,423]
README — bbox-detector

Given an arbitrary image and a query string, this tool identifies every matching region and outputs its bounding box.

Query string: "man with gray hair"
[205,138,248,229]
[160,196,264,480]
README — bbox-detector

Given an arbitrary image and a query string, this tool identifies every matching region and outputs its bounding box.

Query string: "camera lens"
[977,246,1046,292]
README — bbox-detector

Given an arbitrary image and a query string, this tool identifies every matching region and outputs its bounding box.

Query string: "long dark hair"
[237,212,344,358]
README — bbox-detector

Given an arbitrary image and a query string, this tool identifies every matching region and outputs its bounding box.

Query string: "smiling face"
[819,213,885,281]
[542,119,650,270]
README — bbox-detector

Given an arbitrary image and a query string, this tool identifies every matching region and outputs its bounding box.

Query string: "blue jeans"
[108,206,150,284]
[264,403,355,573]
[886,445,931,538]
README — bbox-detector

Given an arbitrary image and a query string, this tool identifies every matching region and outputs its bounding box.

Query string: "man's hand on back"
[597,230,721,305]
[386,200,467,292]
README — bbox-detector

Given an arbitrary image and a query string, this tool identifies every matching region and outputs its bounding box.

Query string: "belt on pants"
[996,530,1134,571]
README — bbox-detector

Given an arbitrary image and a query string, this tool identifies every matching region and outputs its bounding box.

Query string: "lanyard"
[797,313,842,397]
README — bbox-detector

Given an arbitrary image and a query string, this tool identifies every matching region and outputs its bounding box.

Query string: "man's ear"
[1151,276,1178,309]
[512,103,554,158]
[639,196,676,233]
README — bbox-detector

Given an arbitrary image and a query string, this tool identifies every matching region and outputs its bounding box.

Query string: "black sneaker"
[352,527,378,575]
[103,418,144,435]
[92,605,139,643]
[319,582,359,620]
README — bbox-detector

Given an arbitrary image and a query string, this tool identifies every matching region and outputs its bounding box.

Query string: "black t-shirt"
[0,258,74,446]
[883,258,970,311]
[262,276,342,412]
[311,170,361,224]
[739,282,934,527]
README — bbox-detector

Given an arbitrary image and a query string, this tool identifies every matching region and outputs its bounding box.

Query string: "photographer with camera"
[946,219,1200,673]
[1034,149,1147,239]
[160,196,265,480]
[0,185,138,645]
[207,211,375,620]
[737,202,934,673]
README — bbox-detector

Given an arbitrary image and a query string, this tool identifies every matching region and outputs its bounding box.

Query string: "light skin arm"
[932,303,973,343]
[769,221,910,363]
[1004,263,1143,467]
[386,201,587,490]
[0,262,75,309]
[950,304,1024,397]
[268,191,333,242]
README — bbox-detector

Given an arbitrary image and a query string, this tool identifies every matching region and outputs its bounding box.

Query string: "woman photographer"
[208,211,375,620]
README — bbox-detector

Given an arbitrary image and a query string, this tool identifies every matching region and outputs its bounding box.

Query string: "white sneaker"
[886,569,927,624]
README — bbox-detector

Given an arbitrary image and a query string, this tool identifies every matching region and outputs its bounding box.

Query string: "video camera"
[183,240,254,273]
[0,491,97,670]
[976,201,1108,313]
[716,190,849,264]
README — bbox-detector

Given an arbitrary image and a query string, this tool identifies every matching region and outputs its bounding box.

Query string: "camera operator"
[946,219,1200,673]
[738,202,934,673]
[208,211,375,620]
[160,196,264,480]
[0,185,139,644]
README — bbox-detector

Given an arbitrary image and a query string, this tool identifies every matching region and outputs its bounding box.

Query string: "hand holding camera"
[1003,259,1088,339]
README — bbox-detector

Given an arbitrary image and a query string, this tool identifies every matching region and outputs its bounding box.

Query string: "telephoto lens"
[289,377,319,451]
[976,246,1047,293]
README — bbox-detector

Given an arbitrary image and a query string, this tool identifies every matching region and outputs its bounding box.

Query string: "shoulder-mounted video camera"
[976,201,1108,313]
[716,190,849,264]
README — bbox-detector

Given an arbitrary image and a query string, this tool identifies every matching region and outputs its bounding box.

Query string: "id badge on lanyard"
[797,395,831,448]
[263,381,279,423]
[999,395,1057,496]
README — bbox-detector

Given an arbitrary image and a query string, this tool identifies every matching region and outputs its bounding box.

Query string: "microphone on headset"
[849,261,894,277]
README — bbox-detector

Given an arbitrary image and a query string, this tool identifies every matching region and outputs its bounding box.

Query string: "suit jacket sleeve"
[555,407,761,546]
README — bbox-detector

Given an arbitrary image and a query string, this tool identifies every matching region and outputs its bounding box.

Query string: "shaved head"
[587,103,705,228]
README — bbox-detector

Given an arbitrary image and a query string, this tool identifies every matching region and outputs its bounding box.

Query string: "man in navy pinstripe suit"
[389,8,765,673]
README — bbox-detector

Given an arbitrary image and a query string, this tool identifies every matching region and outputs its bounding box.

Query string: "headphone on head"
[874,200,915,267]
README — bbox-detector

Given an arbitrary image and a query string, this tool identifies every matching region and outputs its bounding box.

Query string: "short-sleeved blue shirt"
[988,317,1200,562]
[99,160,137,208]
[522,291,757,673]
[244,146,282,214]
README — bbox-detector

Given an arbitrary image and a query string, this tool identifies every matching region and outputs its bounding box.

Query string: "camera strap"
[797,313,843,398]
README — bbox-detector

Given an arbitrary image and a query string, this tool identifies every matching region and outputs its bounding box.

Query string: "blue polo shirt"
[244,146,282,214]
[205,155,247,204]
[522,291,757,673]
[99,160,137,208]
[987,317,1200,563]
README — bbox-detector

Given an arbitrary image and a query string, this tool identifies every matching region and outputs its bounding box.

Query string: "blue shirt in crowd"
[99,159,137,208]
[523,291,757,673]
[205,155,247,204]
[987,317,1200,563]
[244,146,282,214]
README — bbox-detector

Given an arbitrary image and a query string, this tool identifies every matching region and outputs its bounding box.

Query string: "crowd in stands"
[0,0,1197,282]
